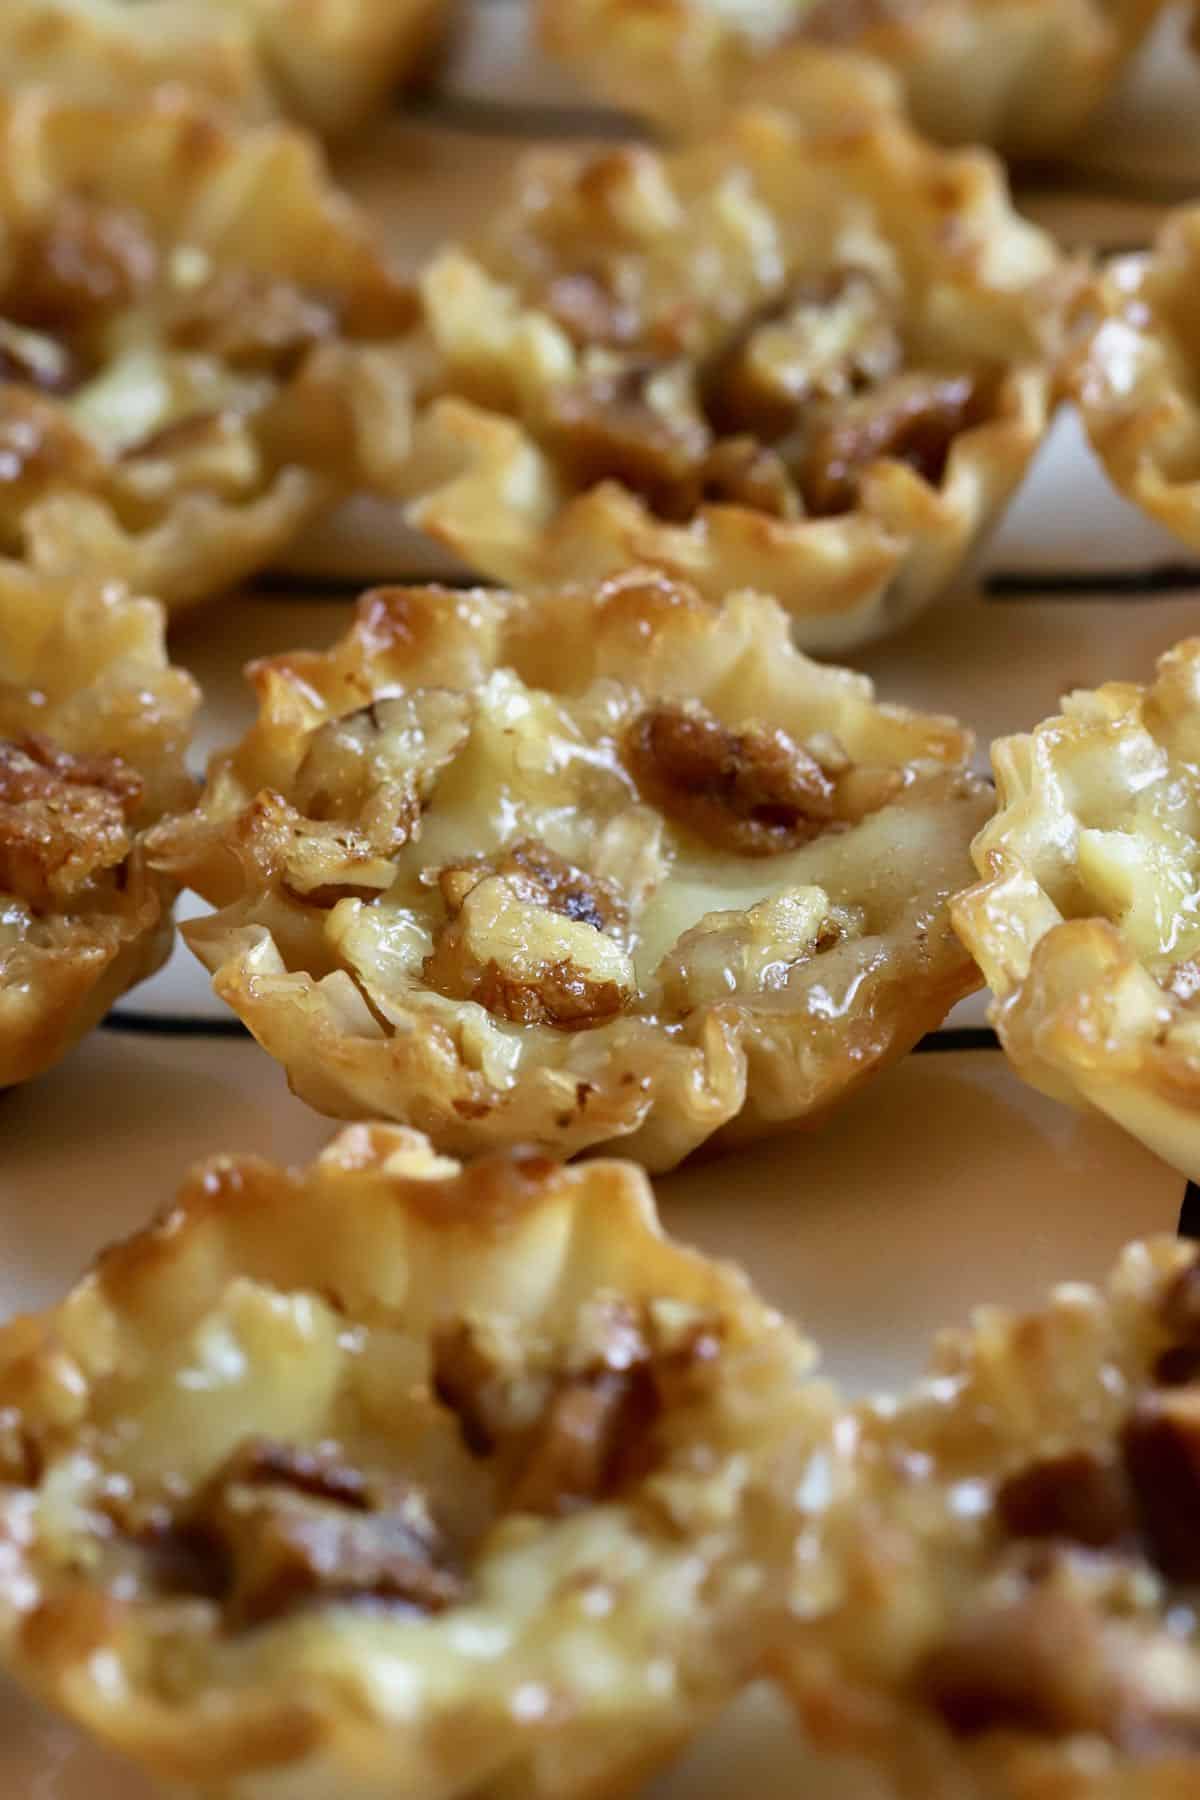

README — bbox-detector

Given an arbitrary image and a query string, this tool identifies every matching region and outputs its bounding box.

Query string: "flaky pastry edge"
[151,574,989,1170]
[0,87,417,611]
[0,1122,827,1798]
[539,0,1165,157]
[952,639,1200,1181]
[407,107,1063,655]
[0,563,198,1084]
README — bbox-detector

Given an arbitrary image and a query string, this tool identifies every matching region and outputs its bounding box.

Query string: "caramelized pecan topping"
[293,692,470,859]
[696,437,798,518]
[532,266,987,524]
[1153,1260,1200,1384]
[920,1570,1123,1740]
[0,390,102,505]
[506,1362,661,1516]
[625,701,836,856]
[423,869,635,1028]
[467,958,629,1029]
[1160,1258,1200,1345]
[432,1322,509,1457]
[0,735,142,908]
[6,196,158,333]
[799,370,986,516]
[1121,1392,1200,1582]
[996,1449,1134,1550]
[164,273,337,372]
[704,270,902,440]
[543,360,712,521]
[434,1302,722,1517]
[1153,1345,1200,1387]
[191,1439,467,1629]
[436,839,626,936]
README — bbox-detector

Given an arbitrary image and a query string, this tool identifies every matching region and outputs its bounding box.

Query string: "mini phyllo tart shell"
[149,572,990,1170]
[0,0,449,140]
[0,564,197,1086]
[771,1235,1200,1798]
[539,0,1166,158]
[0,1124,830,1798]
[407,104,1063,655]
[0,87,417,612]
[1072,207,1200,558]
[953,640,1200,1182]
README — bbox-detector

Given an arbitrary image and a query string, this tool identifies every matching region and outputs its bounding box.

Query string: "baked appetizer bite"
[0,0,447,139]
[1071,207,1200,557]
[952,640,1200,1183]
[773,1235,1200,1798]
[0,87,416,612]
[0,564,197,1086]
[539,0,1166,158]
[149,572,991,1170]
[0,1124,832,1797]
[408,106,1062,654]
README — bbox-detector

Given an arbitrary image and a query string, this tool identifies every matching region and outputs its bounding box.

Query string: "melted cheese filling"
[286,667,969,1072]
[1007,704,1200,975]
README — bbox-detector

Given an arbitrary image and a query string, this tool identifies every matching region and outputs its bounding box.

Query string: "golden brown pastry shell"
[1071,208,1200,558]
[0,1123,828,1797]
[150,571,989,1170]
[952,638,1200,1182]
[540,0,1166,158]
[0,88,416,612]
[0,0,450,138]
[408,106,1064,654]
[0,564,198,1085]
[771,1235,1200,1798]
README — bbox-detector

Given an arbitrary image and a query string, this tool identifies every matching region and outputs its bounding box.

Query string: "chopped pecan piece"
[1160,1257,1200,1345]
[704,270,902,440]
[1121,1391,1200,1581]
[920,1572,1122,1740]
[435,1302,722,1516]
[193,1438,466,1629]
[470,958,629,1029]
[225,1441,372,1509]
[423,873,635,1028]
[432,1320,519,1457]
[436,839,626,936]
[293,691,470,859]
[164,273,338,372]
[996,1449,1134,1550]
[1154,1259,1200,1383]
[0,735,142,908]
[1154,1346,1200,1387]
[625,701,836,856]
[506,1364,660,1516]
[0,389,103,505]
[696,437,798,518]
[7,196,158,333]
[800,369,986,515]
[542,360,711,521]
